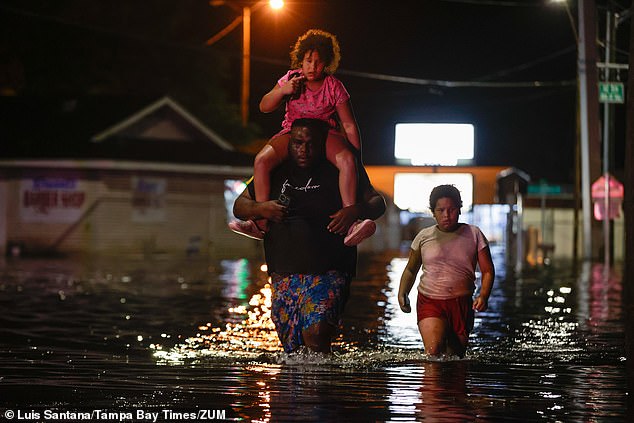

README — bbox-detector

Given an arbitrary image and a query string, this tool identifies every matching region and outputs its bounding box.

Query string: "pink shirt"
[411,223,489,300]
[276,70,350,135]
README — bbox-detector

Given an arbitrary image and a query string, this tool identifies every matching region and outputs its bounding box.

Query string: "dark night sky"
[1,0,630,184]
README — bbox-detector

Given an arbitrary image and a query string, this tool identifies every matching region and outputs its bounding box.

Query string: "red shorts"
[416,293,474,339]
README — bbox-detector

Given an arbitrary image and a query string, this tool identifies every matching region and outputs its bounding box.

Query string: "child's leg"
[253,134,290,228]
[325,132,357,208]
[418,317,449,356]
[326,132,377,246]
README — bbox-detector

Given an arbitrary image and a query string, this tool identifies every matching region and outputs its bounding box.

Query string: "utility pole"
[241,5,251,127]
[623,1,634,415]
[577,0,602,260]
[625,6,634,287]
[207,1,284,127]
[602,11,613,265]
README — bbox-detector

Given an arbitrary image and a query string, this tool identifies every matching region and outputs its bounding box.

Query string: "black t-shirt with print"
[247,159,366,276]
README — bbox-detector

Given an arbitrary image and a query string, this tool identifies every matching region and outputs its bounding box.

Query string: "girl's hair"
[290,29,341,74]
[429,185,463,211]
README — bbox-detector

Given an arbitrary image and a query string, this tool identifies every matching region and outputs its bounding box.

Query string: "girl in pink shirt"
[232,29,373,245]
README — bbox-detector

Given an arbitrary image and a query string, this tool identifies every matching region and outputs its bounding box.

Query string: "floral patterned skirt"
[271,270,350,353]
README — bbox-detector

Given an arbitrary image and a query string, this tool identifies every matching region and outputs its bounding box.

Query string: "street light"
[207,0,284,127]
[550,0,578,42]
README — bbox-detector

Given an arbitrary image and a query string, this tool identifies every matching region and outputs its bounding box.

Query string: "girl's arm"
[259,84,287,113]
[259,76,304,113]
[472,246,495,312]
[336,100,362,151]
[398,248,422,313]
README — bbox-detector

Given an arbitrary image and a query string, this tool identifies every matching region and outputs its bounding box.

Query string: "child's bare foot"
[228,220,265,240]
[255,219,269,233]
[344,219,376,246]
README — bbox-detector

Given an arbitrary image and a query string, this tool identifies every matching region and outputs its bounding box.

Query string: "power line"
[251,55,576,88]
[1,3,580,90]
[473,45,577,81]
[336,68,576,88]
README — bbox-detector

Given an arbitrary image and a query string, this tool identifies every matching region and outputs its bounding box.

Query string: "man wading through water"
[233,118,385,353]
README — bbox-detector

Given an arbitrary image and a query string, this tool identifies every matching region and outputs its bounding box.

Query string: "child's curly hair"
[290,29,341,75]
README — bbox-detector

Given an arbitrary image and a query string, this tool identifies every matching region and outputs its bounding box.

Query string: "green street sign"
[528,183,562,195]
[599,82,625,104]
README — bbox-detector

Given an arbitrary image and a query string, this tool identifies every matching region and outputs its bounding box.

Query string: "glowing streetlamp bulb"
[208,0,284,126]
[269,0,284,10]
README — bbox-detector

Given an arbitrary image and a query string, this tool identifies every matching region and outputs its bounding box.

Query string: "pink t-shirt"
[276,70,350,135]
[411,223,489,300]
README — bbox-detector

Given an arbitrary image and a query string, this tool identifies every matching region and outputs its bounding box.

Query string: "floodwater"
[0,247,630,422]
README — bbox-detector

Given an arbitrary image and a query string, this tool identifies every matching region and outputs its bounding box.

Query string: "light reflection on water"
[0,253,629,421]
[152,283,281,364]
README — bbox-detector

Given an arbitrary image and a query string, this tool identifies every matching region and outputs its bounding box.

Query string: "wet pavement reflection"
[0,250,629,421]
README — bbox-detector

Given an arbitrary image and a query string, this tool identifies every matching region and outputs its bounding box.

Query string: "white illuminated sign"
[394,173,473,213]
[394,123,474,166]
